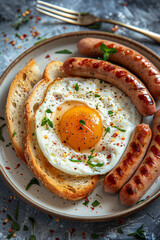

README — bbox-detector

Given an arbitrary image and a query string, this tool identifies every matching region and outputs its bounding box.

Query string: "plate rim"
[0,30,160,222]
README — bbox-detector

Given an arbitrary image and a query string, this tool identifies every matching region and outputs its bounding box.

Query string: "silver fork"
[36,0,160,44]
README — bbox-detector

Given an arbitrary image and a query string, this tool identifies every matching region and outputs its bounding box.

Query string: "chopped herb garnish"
[29,217,36,240]
[117,227,124,234]
[94,94,100,98]
[0,116,5,120]
[88,22,102,29]
[104,127,110,136]
[32,133,35,136]
[34,38,47,45]
[91,233,99,239]
[92,200,100,207]
[55,49,72,54]
[41,109,53,129]
[100,43,118,61]
[83,199,89,206]
[14,201,19,221]
[7,231,15,239]
[69,159,82,162]
[45,109,52,113]
[136,199,145,205]
[111,125,126,132]
[15,33,20,38]
[87,161,104,168]
[86,91,93,95]
[128,225,147,240]
[0,123,6,142]
[79,120,85,125]
[12,221,20,231]
[80,12,90,16]
[13,131,17,137]
[6,142,11,147]
[95,104,98,109]
[88,149,95,161]
[23,225,28,231]
[7,214,13,221]
[108,110,113,115]
[13,14,30,30]
[75,83,79,91]
[26,177,40,190]
[100,80,103,83]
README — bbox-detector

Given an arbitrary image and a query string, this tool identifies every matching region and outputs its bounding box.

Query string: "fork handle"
[98,18,160,44]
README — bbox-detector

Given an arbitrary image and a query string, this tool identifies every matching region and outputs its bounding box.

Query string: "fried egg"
[35,77,141,176]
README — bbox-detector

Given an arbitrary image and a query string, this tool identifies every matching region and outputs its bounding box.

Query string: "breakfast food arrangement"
[5,37,160,209]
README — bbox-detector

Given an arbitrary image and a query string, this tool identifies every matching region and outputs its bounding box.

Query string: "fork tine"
[36,4,78,20]
[36,8,79,24]
[37,0,79,15]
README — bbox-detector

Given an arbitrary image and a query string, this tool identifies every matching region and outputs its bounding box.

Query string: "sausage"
[119,109,160,206]
[104,124,152,193]
[62,57,156,116]
[77,38,160,99]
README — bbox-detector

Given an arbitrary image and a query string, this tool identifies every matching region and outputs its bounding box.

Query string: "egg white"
[35,77,141,176]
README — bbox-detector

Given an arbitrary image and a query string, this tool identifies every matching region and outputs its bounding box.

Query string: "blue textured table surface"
[0,0,160,239]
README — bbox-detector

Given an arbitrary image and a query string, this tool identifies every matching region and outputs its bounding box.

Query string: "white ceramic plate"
[1,31,160,222]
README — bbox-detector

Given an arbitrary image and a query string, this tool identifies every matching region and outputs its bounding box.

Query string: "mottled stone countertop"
[0,0,160,239]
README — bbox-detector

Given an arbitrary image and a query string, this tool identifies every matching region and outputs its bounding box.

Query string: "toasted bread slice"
[43,60,66,81]
[6,59,41,163]
[23,61,99,201]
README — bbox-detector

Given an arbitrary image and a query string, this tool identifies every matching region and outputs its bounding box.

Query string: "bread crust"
[23,61,99,201]
[6,59,41,163]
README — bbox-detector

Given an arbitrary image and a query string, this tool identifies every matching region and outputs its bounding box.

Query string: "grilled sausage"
[77,38,160,99]
[62,57,156,116]
[104,124,152,193]
[119,109,160,205]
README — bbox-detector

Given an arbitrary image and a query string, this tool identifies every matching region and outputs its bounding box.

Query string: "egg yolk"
[58,106,103,151]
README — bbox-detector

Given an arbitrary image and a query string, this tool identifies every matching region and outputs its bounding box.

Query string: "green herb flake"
[117,227,124,234]
[87,161,104,168]
[6,142,11,147]
[136,199,145,204]
[111,125,126,132]
[7,214,13,221]
[23,225,28,231]
[41,117,48,126]
[95,104,98,109]
[128,225,147,240]
[88,149,95,161]
[69,158,82,162]
[12,221,20,231]
[79,120,85,125]
[32,133,35,136]
[34,38,47,45]
[15,33,20,38]
[13,131,17,137]
[0,123,6,142]
[14,201,19,221]
[29,235,36,240]
[100,43,118,61]
[26,177,40,191]
[75,83,79,91]
[88,22,102,29]
[94,94,100,98]
[55,49,72,54]
[91,233,99,239]
[45,109,52,113]
[47,119,53,128]
[108,110,113,115]
[92,200,100,207]
[83,199,89,206]
[7,231,15,239]
[104,126,110,136]
[29,217,36,239]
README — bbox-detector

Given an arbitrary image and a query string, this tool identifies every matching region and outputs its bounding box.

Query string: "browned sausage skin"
[77,38,160,99]
[119,109,160,206]
[62,57,156,116]
[104,124,152,193]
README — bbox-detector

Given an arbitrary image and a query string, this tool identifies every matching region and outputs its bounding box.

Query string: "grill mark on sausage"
[103,64,115,71]
[116,167,124,177]
[151,145,160,158]
[149,68,158,76]
[125,75,135,83]
[134,175,142,185]
[126,152,134,164]
[145,157,155,167]
[124,49,133,55]
[116,70,127,78]
[78,58,92,66]
[93,61,103,69]
[131,142,141,153]
[126,184,134,195]
[115,46,123,52]
[123,159,128,170]
[137,131,147,144]
[138,94,154,105]
[140,166,149,176]
[107,174,117,185]
[68,58,76,65]
[155,135,160,146]
[134,55,142,61]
